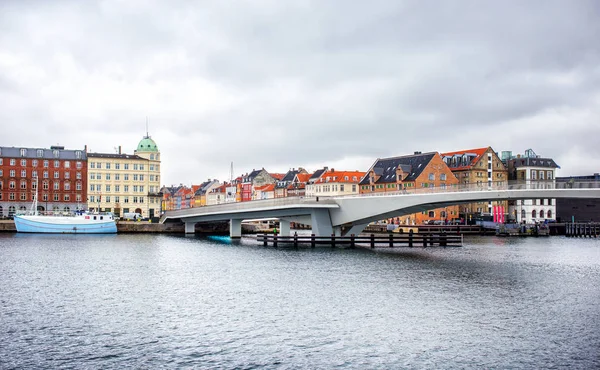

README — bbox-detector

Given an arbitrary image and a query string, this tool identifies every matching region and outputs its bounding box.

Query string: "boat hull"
[14,215,117,234]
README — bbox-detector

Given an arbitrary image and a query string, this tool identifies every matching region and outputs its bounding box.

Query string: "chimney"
[84,145,87,152]
[118,145,122,154]
[414,151,421,155]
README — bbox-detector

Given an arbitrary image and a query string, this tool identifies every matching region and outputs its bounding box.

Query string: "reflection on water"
[0,233,599,368]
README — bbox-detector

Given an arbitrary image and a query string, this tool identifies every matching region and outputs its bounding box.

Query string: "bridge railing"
[322,180,600,199]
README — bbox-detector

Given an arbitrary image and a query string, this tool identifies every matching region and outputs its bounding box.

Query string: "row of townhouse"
[0,134,162,219]
[160,146,562,225]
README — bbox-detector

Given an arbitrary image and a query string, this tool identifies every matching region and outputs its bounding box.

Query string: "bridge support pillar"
[185,222,195,234]
[343,223,368,237]
[279,219,290,236]
[230,219,242,238]
[333,226,342,237]
[311,209,333,237]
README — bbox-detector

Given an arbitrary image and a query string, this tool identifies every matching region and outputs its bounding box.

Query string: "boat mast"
[29,176,39,215]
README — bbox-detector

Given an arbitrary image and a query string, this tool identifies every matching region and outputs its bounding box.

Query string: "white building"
[504,149,560,223]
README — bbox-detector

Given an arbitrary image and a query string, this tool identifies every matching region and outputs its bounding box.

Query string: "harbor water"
[1,234,599,368]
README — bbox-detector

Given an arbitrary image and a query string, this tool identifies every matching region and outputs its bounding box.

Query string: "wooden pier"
[565,223,600,238]
[257,232,463,248]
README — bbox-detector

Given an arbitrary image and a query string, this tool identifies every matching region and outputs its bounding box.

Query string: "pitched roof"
[270,173,285,180]
[440,147,488,171]
[316,170,366,183]
[255,184,275,192]
[296,173,312,183]
[359,152,436,185]
[308,167,328,182]
[509,157,560,169]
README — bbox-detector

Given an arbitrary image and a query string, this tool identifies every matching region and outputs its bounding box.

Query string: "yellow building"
[86,135,162,219]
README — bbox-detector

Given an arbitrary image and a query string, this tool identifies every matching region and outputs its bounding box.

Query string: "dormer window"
[75,151,82,159]
[20,148,27,157]
[37,149,44,157]
[53,150,60,158]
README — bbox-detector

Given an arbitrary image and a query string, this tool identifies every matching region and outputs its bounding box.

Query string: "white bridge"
[160,181,600,237]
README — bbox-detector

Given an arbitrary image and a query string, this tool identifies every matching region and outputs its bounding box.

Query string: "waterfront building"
[312,169,365,197]
[359,151,459,225]
[305,167,329,198]
[0,145,87,216]
[226,180,238,203]
[556,174,600,222]
[287,173,312,197]
[274,168,307,198]
[207,183,228,205]
[254,184,275,200]
[193,179,221,207]
[503,149,560,223]
[440,147,509,223]
[161,185,182,211]
[86,135,162,219]
[241,169,277,202]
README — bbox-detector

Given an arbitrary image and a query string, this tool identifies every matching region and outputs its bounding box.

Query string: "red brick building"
[0,145,87,216]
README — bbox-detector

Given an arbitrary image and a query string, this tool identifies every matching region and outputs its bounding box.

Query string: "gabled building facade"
[193,179,221,207]
[305,167,328,198]
[359,151,459,225]
[441,147,508,223]
[241,169,277,202]
[275,168,307,198]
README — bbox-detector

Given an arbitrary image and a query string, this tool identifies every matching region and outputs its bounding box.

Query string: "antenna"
[230,161,234,183]
[146,116,149,138]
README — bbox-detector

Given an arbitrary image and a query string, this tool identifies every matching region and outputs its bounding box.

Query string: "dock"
[257,232,463,248]
[565,223,600,237]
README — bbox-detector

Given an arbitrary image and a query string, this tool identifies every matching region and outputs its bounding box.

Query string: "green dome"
[137,136,159,152]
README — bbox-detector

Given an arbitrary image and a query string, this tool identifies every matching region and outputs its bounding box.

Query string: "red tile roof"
[316,170,366,183]
[255,184,275,192]
[270,173,285,180]
[440,147,488,171]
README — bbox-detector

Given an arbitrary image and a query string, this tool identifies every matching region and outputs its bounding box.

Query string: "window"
[42,193,48,201]
[76,162,82,169]
[76,182,82,190]
[76,194,82,202]
[532,210,537,219]
[531,170,537,180]
[96,162,101,169]
[139,186,144,192]
[124,185,129,192]
[115,185,120,192]
[90,184,95,191]
[64,194,70,201]
[53,194,59,201]
[139,174,144,181]
[90,162,96,169]
[133,196,138,203]
[90,196,95,203]
[150,154,154,160]
[106,163,111,169]
[124,164,129,170]
[20,159,27,166]
[124,174,129,181]
[106,185,111,192]
[106,173,111,180]
[105,196,111,203]
[43,181,49,190]
[9,193,15,200]
[43,171,48,178]
[428,173,435,181]
[440,173,446,181]
[115,163,120,170]
[547,171,553,180]
[21,192,27,200]
[75,151,82,159]
[20,148,27,157]
[150,164,154,171]
[133,185,138,192]
[0,170,2,176]
[139,197,144,203]
[115,174,120,181]
[133,164,138,171]
[37,149,44,157]
[76,172,81,179]
[32,160,38,167]
[540,210,545,218]
[90,173,95,180]
[150,175,155,181]
[53,182,59,190]
[54,171,59,179]
[43,160,49,168]
[115,196,120,203]
[547,210,552,218]
[428,211,435,217]
[140,164,144,170]
[64,182,70,190]
[10,159,15,166]
[124,197,129,203]
[21,170,26,177]
[53,150,59,158]
[10,170,15,177]
[64,172,70,179]
[133,174,139,181]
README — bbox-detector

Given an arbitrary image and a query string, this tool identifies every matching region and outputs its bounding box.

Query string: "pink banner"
[493,206,497,222]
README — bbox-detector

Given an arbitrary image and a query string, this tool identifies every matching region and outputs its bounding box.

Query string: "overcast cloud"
[1,0,599,185]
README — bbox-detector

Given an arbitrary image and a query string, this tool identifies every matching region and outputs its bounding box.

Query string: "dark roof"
[87,153,146,160]
[0,146,86,160]
[359,152,436,185]
[194,180,219,196]
[309,167,328,183]
[276,169,300,188]
[508,157,560,169]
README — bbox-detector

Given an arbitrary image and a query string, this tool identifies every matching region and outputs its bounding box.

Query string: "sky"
[1,0,599,186]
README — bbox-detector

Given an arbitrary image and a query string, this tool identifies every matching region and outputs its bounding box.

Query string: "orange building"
[359,151,459,225]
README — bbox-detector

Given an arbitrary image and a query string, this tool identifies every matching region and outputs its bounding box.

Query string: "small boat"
[14,212,117,234]
[14,177,117,234]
